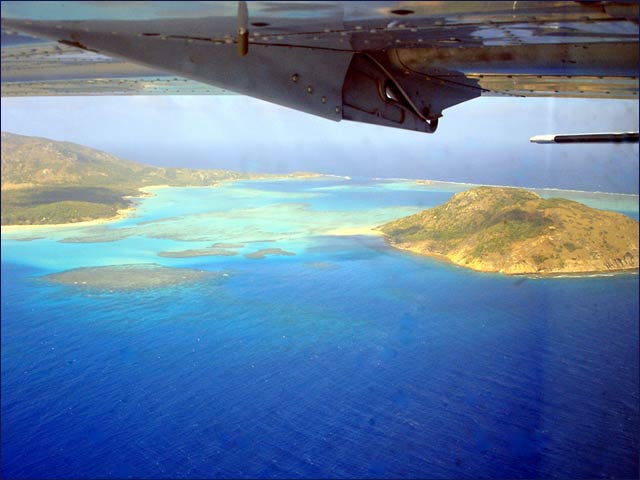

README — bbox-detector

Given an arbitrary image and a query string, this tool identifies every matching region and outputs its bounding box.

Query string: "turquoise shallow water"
[1,178,638,478]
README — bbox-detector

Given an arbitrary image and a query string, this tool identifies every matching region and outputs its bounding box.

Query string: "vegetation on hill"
[1,132,318,225]
[1,186,132,225]
[379,186,639,274]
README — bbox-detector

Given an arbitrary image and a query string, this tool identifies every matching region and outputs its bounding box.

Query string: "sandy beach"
[0,184,167,233]
[324,225,384,236]
[1,206,135,233]
[138,185,170,193]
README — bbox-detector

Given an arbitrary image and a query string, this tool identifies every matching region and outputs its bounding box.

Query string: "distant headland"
[0,131,323,226]
[379,186,639,275]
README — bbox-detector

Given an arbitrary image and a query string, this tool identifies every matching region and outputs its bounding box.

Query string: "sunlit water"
[2,178,638,478]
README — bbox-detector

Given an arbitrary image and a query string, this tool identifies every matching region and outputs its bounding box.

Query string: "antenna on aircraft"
[530,132,639,144]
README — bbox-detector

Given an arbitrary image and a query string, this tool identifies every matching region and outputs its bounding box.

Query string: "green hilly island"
[1,132,318,225]
[379,186,639,275]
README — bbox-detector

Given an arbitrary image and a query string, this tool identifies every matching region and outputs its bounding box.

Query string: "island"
[379,186,639,275]
[1,131,322,226]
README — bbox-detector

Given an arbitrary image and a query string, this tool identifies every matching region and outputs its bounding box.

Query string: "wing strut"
[237,1,249,57]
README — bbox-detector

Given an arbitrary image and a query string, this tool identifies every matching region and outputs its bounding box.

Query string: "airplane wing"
[1,1,638,134]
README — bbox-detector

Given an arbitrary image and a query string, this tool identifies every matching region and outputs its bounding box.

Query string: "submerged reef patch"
[12,236,45,242]
[158,247,238,258]
[244,248,296,259]
[210,242,246,249]
[41,263,220,290]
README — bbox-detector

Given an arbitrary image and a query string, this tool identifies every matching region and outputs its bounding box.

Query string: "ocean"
[1,178,638,478]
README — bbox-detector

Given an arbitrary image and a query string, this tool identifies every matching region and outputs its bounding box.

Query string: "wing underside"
[2,1,638,133]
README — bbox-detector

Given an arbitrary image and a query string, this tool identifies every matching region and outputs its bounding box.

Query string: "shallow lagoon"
[1,178,638,478]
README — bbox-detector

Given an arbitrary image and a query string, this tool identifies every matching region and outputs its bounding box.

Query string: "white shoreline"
[371,176,639,198]
[324,226,384,236]
[1,206,135,233]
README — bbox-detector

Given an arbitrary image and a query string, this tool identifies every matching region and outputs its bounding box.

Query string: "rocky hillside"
[1,131,277,190]
[379,186,639,275]
[1,132,318,225]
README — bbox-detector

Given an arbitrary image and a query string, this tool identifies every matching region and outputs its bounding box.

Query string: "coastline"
[3,179,638,237]
[385,241,639,278]
[325,225,384,236]
[137,184,171,195]
[1,175,336,231]
[397,177,640,198]
[1,206,135,233]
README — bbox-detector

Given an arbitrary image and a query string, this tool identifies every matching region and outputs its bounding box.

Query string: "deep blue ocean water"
[2,178,638,479]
